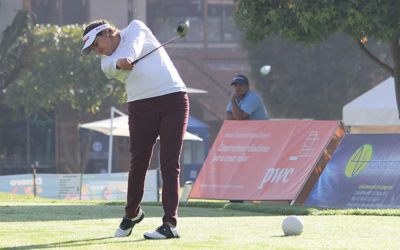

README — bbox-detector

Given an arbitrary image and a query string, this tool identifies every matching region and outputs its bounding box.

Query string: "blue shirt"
[226,89,269,120]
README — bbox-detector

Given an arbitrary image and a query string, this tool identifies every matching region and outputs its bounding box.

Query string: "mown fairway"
[1,193,400,249]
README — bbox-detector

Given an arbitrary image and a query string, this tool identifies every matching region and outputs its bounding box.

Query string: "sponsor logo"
[345,144,373,178]
[92,141,103,152]
[258,168,294,189]
[83,36,90,44]
[9,177,42,186]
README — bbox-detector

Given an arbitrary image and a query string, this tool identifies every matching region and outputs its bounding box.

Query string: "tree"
[0,10,34,103]
[235,0,400,116]
[244,34,389,119]
[4,22,126,115]
[1,10,126,173]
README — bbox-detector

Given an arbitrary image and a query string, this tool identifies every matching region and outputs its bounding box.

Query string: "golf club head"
[176,20,190,37]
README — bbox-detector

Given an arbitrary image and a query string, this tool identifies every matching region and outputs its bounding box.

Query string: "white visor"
[81,24,110,56]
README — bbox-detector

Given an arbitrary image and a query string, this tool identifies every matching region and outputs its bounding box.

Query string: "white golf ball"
[260,65,271,75]
[282,215,303,236]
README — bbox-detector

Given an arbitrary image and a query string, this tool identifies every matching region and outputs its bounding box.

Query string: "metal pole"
[32,167,36,197]
[203,0,208,48]
[26,116,31,169]
[107,107,114,174]
[79,173,83,200]
[107,106,127,174]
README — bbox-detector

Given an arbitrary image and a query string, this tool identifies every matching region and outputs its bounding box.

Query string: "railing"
[0,157,56,175]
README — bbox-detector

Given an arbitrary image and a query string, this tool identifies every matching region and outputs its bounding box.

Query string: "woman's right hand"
[117,58,134,71]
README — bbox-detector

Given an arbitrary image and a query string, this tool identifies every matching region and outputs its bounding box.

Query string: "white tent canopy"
[79,115,203,141]
[187,87,208,94]
[343,77,400,126]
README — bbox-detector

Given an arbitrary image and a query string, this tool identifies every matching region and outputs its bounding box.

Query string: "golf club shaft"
[131,35,181,65]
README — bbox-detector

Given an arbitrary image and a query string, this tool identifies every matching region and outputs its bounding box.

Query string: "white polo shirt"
[101,20,186,102]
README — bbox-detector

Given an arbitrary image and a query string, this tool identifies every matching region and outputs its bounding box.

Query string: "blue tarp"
[187,115,209,155]
[184,116,210,183]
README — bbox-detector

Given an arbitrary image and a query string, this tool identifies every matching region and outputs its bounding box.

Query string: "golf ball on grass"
[282,215,303,236]
[260,65,271,75]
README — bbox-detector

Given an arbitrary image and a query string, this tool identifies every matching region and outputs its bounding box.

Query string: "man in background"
[226,74,269,120]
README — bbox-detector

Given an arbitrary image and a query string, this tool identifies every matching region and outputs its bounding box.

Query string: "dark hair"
[82,19,118,37]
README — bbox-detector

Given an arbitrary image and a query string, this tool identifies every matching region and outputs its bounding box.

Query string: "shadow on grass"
[1,236,147,249]
[270,235,300,238]
[0,201,311,222]
[0,204,124,222]
[1,200,396,223]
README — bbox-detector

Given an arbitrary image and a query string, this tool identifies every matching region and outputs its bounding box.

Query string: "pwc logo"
[344,144,373,178]
[258,168,294,189]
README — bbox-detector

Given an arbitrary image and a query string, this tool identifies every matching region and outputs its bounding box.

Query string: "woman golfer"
[81,19,188,239]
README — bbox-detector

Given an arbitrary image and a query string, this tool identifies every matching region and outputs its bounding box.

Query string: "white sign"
[58,174,81,199]
[143,169,159,202]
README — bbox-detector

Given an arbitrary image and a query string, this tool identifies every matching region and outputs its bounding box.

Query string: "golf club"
[131,20,190,66]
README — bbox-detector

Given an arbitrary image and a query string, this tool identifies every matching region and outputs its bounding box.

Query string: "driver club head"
[176,20,190,37]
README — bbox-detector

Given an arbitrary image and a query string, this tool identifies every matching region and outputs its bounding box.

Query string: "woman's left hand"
[117,58,135,70]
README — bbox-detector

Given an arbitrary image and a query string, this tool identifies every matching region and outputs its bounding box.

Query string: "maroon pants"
[125,92,189,227]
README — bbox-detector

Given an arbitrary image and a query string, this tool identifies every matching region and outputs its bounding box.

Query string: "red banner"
[189,120,342,202]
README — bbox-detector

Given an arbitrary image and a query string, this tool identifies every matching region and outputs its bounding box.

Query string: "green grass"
[1,192,400,249]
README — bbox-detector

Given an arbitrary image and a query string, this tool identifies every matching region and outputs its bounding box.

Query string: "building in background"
[0,0,23,41]
[0,0,252,178]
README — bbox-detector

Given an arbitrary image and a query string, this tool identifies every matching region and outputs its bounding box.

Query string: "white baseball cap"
[81,24,110,56]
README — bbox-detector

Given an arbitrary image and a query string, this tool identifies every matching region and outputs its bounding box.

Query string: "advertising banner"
[305,134,400,209]
[189,120,342,202]
[0,170,159,201]
[0,173,59,198]
[78,171,159,201]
